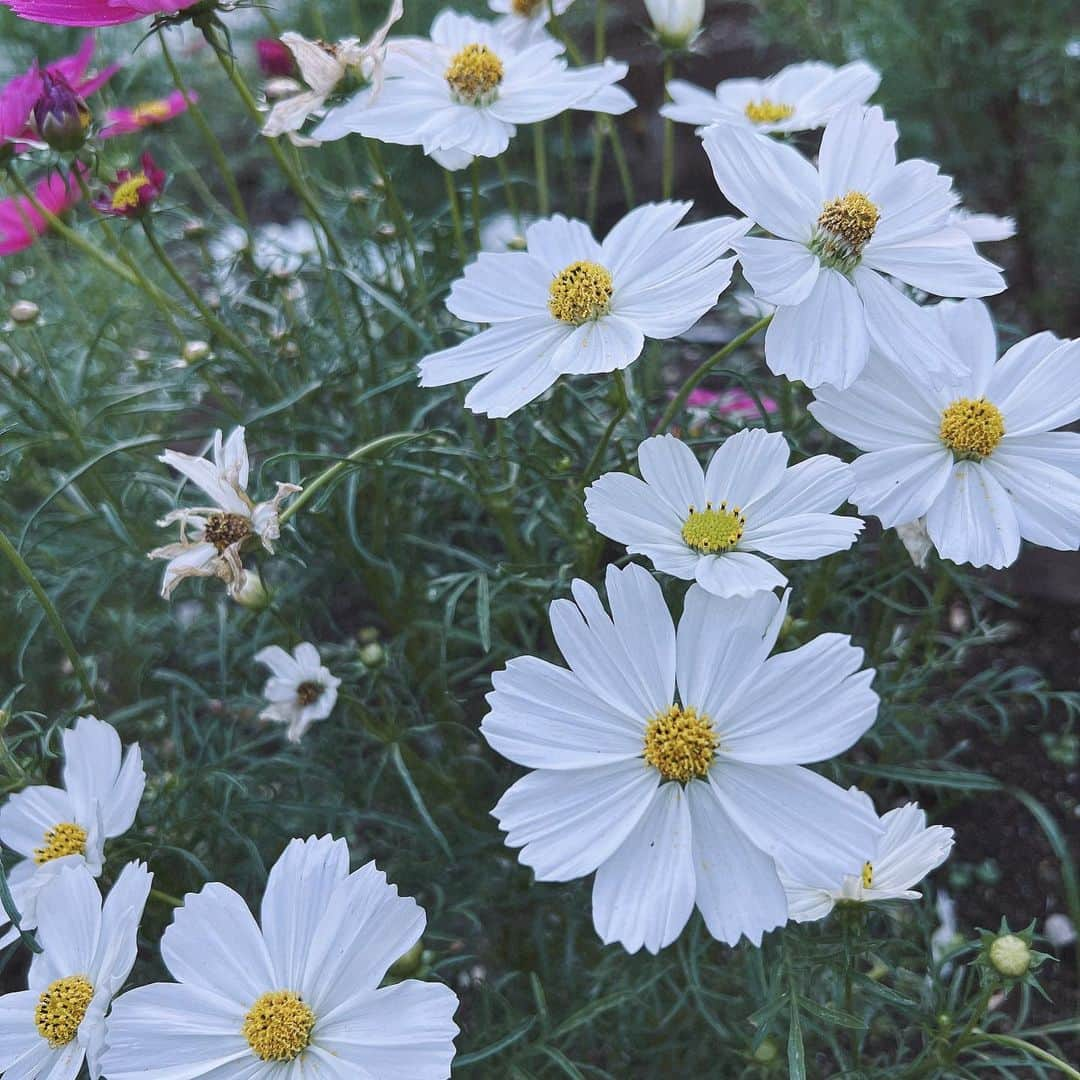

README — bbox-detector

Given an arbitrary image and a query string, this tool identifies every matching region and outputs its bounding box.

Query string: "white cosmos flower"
[311,11,634,169]
[0,860,151,1079]
[262,1,404,144]
[148,427,301,599]
[419,202,748,417]
[644,0,705,48]
[584,430,863,597]
[810,299,1080,569]
[488,0,574,45]
[482,563,881,954]
[781,789,954,923]
[101,835,460,1079]
[663,60,880,133]
[254,642,342,743]
[704,104,1006,389]
[0,716,144,949]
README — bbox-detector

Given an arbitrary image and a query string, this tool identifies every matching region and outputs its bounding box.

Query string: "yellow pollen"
[816,191,880,256]
[861,861,874,889]
[445,43,504,104]
[548,260,613,324]
[512,0,543,12]
[110,174,151,212]
[35,975,94,1047]
[939,397,1005,459]
[243,991,316,1062]
[744,98,795,125]
[681,502,745,554]
[132,99,172,123]
[203,511,253,553]
[643,705,718,783]
[34,822,88,865]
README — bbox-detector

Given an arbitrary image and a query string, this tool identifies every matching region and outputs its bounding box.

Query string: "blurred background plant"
[0,0,1076,1075]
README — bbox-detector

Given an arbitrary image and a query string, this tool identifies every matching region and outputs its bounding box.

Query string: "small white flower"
[948,208,1016,243]
[644,0,705,48]
[0,716,144,948]
[419,201,748,416]
[0,860,151,1079]
[488,0,574,45]
[781,790,954,922]
[704,104,1006,388]
[663,59,880,133]
[148,427,300,599]
[101,835,460,1079]
[585,430,863,597]
[312,11,634,169]
[254,642,342,743]
[810,299,1080,569]
[483,563,881,954]
[262,0,404,143]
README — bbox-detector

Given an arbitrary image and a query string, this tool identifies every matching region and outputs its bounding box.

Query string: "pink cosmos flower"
[256,38,297,78]
[0,0,199,27]
[0,36,117,151]
[686,387,779,422]
[101,90,194,136]
[0,169,83,256]
[92,151,167,217]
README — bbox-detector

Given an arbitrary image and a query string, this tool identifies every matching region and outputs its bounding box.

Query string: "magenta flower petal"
[1,0,200,27]
[101,90,194,137]
[0,169,84,256]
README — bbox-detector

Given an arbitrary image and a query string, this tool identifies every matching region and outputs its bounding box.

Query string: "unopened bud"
[9,300,40,324]
[233,570,270,610]
[644,0,705,49]
[183,218,209,241]
[359,642,385,669]
[752,1037,779,1064]
[989,934,1031,978]
[182,340,211,364]
[388,938,424,978]
[34,71,91,152]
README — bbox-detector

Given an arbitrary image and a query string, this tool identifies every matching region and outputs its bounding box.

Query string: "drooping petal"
[733,235,821,307]
[693,550,788,598]
[925,460,1021,568]
[850,444,954,528]
[986,445,1080,550]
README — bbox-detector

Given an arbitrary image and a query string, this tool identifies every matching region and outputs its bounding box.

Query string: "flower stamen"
[643,705,717,783]
[744,99,795,125]
[35,975,94,1047]
[243,991,316,1062]
[445,43,504,105]
[512,0,544,13]
[812,191,880,269]
[681,502,745,554]
[296,681,323,706]
[110,174,151,212]
[132,99,173,123]
[861,861,874,889]
[203,512,253,553]
[939,397,1005,459]
[34,822,88,865]
[548,260,613,324]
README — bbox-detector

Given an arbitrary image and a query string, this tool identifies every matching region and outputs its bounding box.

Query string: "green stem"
[582,371,630,481]
[533,123,550,217]
[443,169,467,262]
[150,888,184,908]
[0,528,94,703]
[470,159,483,252]
[654,315,772,433]
[496,155,521,226]
[969,1033,1080,1079]
[662,55,675,199]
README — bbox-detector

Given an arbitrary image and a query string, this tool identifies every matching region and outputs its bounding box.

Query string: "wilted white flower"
[420,202,747,416]
[664,60,879,132]
[0,861,151,1079]
[254,642,342,743]
[781,790,954,922]
[483,563,881,954]
[262,0,404,144]
[313,11,634,169]
[585,430,862,597]
[705,104,1005,388]
[645,0,705,48]
[148,427,300,599]
[0,716,144,948]
[102,836,459,1078]
[811,300,1080,569]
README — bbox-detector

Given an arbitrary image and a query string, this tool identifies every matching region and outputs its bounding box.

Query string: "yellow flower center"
[681,502,746,554]
[744,98,795,125]
[861,861,874,889]
[132,99,172,123]
[939,397,1005,459]
[548,260,613,324]
[814,191,880,263]
[643,705,718,783]
[243,991,316,1062]
[35,975,94,1047]
[111,174,151,212]
[34,822,88,865]
[203,511,253,552]
[512,0,544,13]
[445,43,504,105]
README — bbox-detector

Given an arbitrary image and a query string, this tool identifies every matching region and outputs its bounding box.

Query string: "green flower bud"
[989,933,1031,978]
[9,300,40,325]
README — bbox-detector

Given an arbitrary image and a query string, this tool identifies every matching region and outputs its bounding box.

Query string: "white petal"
[992,338,1080,435]
[744,512,863,559]
[636,434,706,517]
[764,268,869,389]
[462,347,564,418]
[446,252,550,323]
[686,782,787,946]
[599,201,691,278]
[818,104,896,198]
[549,315,645,375]
[254,645,301,682]
[584,472,685,552]
[851,444,954,528]
[986,447,1080,550]
[32,864,101,986]
[0,991,48,1076]
[0,785,76,858]
[869,804,953,895]
[591,783,695,954]
[492,760,660,881]
[733,235,821,307]
[930,299,998,396]
[93,860,152,996]
[63,716,144,839]
[863,227,1005,298]
[743,454,854,521]
[159,447,248,516]
[693,550,787,597]
[525,215,602,274]
[866,158,955,246]
[418,318,564,386]
[720,634,877,764]
[703,428,790,508]
[925,461,1021,569]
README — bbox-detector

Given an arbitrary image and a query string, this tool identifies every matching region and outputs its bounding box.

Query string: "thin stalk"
[496,155,521,226]
[0,528,94,703]
[470,159,483,252]
[662,55,675,199]
[969,1033,1080,1079]
[150,888,184,908]
[655,316,772,433]
[582,371,629,481]
[533,123,550,216]
[443,169,467,262]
